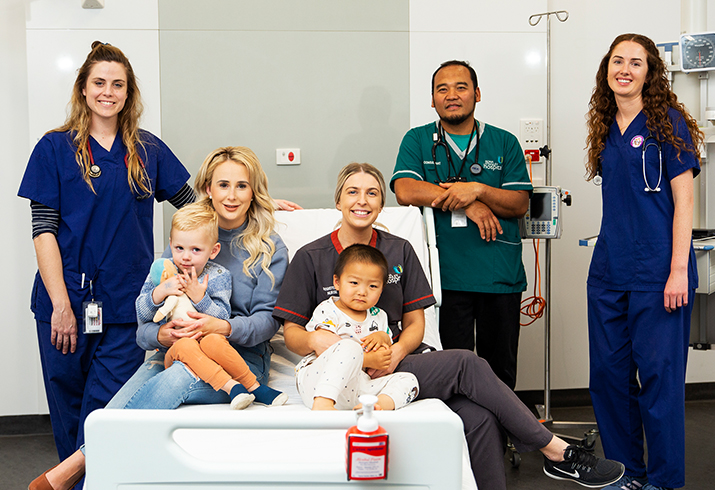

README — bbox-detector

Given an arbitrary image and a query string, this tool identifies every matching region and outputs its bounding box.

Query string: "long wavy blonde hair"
[585,33,703,180]
[194,147,277,286]
[50,41,150,195]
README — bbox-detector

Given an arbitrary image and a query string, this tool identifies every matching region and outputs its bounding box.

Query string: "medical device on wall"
[519,186,570,239]
[680,32,715,72]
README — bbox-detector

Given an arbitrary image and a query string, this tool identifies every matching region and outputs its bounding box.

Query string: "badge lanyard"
[82,276,103,334]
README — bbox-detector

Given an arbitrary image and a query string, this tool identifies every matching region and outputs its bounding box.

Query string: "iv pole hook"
[529,10,569,26]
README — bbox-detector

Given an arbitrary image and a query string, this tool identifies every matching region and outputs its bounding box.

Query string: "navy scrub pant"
[397,349,552,490]
[587,285,693,489]
[36,320,145,460]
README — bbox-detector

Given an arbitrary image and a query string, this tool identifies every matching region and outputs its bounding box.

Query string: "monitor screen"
[530,192,552,221]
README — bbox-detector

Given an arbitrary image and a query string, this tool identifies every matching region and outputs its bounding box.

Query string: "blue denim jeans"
[105,342,271,409]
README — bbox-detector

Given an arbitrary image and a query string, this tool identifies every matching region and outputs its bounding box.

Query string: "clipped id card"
[83,301,103,334]
[451,209,467,227]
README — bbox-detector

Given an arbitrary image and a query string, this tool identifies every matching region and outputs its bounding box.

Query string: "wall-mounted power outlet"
[520,118,544,150]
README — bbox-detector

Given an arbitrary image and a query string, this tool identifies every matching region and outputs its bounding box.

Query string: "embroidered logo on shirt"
[483,160,503,171]
[387,264,403,285]
[631,135,644,148]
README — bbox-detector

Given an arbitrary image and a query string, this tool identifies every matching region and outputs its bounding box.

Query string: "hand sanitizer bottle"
[346,394,389,480]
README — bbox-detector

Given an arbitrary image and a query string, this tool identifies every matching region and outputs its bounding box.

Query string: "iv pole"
[528,10,599,446]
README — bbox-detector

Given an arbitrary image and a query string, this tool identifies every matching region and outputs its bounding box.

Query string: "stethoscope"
[594,134,662,192]
[431,119,481,184]
[86,141,152,200]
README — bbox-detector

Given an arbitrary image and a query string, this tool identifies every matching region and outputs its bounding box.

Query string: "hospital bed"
[84,206,477,489]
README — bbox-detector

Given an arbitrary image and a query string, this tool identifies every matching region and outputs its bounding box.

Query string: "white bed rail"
[85,400,464,489]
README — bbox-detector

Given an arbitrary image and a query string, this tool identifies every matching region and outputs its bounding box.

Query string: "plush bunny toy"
[149,258,197,323]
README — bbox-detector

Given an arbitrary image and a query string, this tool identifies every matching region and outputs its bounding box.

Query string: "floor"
[1,401,713,490]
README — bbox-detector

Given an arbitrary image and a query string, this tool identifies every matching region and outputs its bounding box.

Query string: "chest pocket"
[132,192,154,218]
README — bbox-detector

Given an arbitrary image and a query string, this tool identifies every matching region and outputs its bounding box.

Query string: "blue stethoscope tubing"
[594,134,662,192]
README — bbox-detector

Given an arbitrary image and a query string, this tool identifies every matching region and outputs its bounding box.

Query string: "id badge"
[83,301,103,334]
[451,209,467,227]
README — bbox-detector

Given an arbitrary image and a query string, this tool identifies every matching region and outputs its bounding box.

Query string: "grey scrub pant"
[397,349,552,490]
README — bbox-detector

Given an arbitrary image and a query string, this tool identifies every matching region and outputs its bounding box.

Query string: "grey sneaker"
[543,444,625,488]
[641,484,673,490]
[603,475,648,489]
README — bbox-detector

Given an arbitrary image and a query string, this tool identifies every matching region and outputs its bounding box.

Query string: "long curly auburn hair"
[585,33,703,180]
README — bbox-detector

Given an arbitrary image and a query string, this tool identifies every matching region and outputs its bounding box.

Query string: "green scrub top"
[391,120,532,293]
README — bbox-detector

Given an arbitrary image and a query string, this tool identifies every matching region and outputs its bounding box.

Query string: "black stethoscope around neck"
[594,134,662,192]
[432,119,482,184]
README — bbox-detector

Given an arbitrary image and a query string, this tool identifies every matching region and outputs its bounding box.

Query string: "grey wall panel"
[159,28,409,219]
[159,0,408,32]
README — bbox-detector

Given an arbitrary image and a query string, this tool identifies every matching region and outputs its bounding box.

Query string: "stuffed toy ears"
[161,260,178,282]
[149,258,179,285]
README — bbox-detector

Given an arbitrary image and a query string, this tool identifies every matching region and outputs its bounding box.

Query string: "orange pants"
[164,334,257,391]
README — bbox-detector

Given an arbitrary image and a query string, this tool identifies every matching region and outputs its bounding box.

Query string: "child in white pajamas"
[296,244,419,410]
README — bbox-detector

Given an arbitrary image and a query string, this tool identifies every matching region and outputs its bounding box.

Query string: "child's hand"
[361,331,391,352]
[181,267,208,304]
[152,275,183,304]
[363,345,391,371]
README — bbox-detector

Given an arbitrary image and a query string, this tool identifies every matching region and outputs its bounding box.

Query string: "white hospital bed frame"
[85,206,475,489]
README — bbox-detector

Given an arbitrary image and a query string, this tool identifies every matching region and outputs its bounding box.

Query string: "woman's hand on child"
[157,319,201,347]
[309,328,341,357]
[181,311,231,338]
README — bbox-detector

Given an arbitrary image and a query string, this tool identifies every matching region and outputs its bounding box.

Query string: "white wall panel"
[408,32,547,138]
[410,0,547,33]
[26,0,157,30]
[1,0,45,417]
[26,30,161,146]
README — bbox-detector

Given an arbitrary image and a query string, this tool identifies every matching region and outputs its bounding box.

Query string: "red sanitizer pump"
[346,394,389,480]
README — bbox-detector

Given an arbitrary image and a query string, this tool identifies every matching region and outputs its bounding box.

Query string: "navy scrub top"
[18,130,190,324]
[588,109,699,292]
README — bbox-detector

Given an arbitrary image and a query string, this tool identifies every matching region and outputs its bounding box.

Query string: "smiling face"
[431,64,481,132]
[82,61,128,125]
[607,41,649,103]
[169,228,220,277]
[207,160,254,229]
[334,261,385,317]
[336,171,383,232]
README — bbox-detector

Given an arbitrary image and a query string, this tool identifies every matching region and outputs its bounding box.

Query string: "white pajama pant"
[297,339,419,410]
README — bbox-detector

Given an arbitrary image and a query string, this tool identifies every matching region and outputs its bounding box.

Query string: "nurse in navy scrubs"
[585,34,703,490]
[18,41,193,469]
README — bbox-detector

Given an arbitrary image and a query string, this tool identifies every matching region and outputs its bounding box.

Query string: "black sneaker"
[543,445,625,488]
